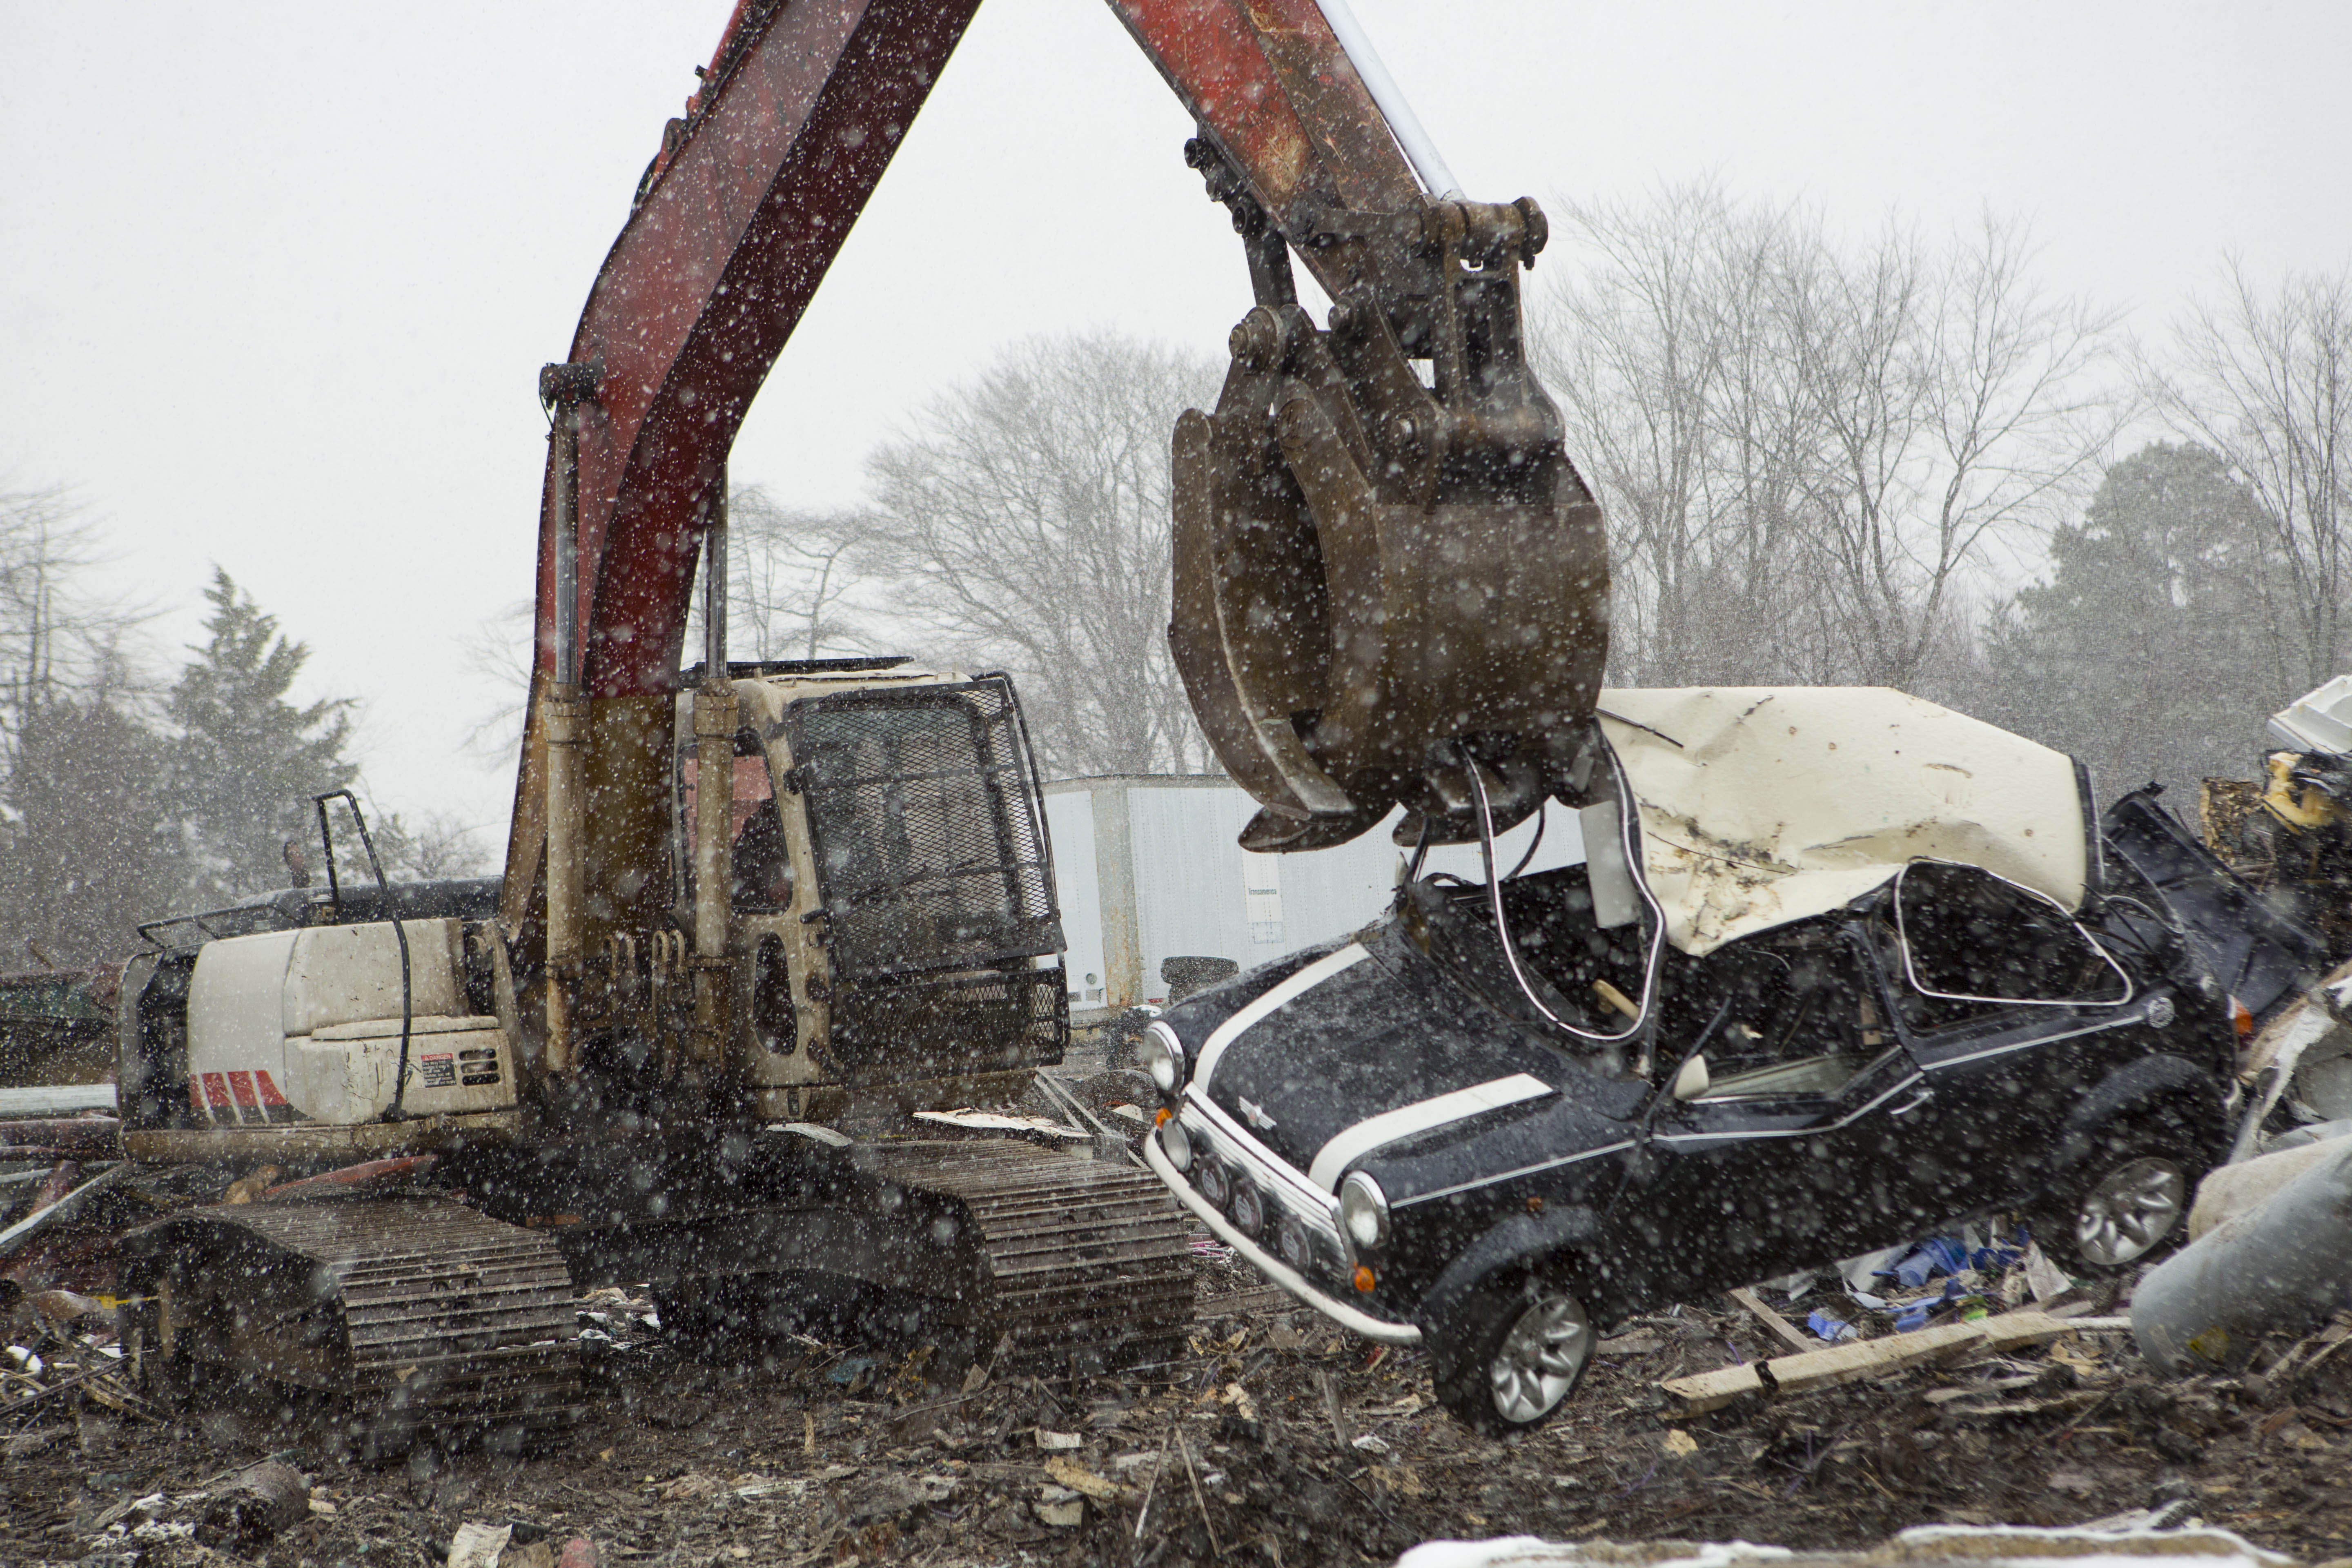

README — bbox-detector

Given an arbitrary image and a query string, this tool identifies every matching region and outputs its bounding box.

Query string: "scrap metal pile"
[6,902,2352,1567]
[4,1227,2350,1566]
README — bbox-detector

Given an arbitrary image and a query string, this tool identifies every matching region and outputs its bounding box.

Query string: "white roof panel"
[1599,687,2089,956]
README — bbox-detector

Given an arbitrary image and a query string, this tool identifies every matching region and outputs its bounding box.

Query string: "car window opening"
[1893,859,2133,1026]
[1661,924,1876,1101]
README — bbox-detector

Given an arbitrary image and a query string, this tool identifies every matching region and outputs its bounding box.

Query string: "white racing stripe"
[1192,942,1371,1090]
[1306,1073,1556,1192]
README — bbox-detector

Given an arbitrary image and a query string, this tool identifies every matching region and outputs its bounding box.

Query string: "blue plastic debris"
[828,1355,880,1388]
[1891,1278,1974,1332]
[1971,1237,2024,1274]
[1806,1310,1861,1342]
[1891,1236,1971,1288]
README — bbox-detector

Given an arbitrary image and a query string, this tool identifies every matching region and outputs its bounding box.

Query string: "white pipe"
[1312,0,1462,200]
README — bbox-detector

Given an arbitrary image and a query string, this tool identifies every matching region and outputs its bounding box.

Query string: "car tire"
[1430,1271,1596,1436]
[2035,1107,2201,1274]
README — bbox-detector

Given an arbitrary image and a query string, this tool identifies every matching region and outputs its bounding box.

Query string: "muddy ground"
[7,1248,2351,1568]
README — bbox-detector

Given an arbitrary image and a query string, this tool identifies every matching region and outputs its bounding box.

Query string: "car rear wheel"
[2037,1111,2198,1274]
[1431,1275,1594,1435]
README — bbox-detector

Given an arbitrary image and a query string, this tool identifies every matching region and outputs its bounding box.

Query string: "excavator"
[103,0,1606,1445]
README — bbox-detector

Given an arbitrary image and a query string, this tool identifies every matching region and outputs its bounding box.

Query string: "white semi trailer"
[1042,774,1584,1022]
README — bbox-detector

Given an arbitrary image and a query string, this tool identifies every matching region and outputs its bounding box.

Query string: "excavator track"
[124,1194,582,1448]
[871,1142,1196,1364]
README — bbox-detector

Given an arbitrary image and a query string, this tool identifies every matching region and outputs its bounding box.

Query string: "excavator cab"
[671,662,1067,1121]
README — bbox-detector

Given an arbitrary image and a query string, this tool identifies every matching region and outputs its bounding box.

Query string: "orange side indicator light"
[1352,1265,1376,1294]
[1154,1106,1172,1127]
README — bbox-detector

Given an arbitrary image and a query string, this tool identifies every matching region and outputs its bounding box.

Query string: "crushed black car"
[1140,688,2239,1433]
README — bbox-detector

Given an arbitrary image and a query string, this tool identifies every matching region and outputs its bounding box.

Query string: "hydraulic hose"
[1467,761,1664,1048]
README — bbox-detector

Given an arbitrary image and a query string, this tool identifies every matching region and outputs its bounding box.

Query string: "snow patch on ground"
[1395,1527,2295,1568]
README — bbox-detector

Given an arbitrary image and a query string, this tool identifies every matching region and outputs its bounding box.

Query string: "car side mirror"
[1671,1054,1711,1101]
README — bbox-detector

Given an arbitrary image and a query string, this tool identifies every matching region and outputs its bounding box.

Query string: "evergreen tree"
[1984,442,2297,801]
[168,569,356,904]
[0,682,180,965]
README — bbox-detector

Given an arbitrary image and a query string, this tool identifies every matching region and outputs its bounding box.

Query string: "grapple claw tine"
[1169,357,1356,822]
[1169,197,1613,853]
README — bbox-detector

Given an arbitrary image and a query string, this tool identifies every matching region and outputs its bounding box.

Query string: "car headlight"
[1161,1118,1192,1172]
[1339,1172,1390,1251]
[1139,1021,1187,1094]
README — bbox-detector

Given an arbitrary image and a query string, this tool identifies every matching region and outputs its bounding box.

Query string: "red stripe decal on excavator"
[200,1072,235,1126]
[226,1071,261,1123]
[253,1070,299,1124]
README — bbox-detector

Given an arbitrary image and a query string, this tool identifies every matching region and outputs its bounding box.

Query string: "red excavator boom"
[504,0,1606,952]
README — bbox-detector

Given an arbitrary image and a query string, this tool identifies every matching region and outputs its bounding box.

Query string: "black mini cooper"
[1141,846,2234,1433]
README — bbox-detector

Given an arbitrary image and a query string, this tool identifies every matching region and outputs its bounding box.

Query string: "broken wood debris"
[1727,1285,1818,1353]
[196,1461,311,1552]
[1662,1311,2076,1414]
[0,1160,126,1257]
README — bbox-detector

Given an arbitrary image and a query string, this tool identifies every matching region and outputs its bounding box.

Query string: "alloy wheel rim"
[1488,1293,1590,1424]
[2074,1156,2186,1266]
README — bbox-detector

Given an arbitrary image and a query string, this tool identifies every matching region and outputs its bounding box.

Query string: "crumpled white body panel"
[1597,687,2089,957]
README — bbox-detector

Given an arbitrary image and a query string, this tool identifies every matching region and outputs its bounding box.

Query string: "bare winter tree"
[859,332,1220,778]
[460,597,535,764]
[365,803,492,881]
[1802,214,2120,690]
[2145,262,2352,688]
[1531,185,1818,685]
[1535,187,2121,695]
[698,485,882,664]
[0,485,150,771]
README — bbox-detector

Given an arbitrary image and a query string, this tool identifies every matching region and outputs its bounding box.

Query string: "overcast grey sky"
[6,1,2350,854]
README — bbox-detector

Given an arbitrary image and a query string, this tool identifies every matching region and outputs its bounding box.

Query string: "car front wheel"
[1431,1276,1595,1435]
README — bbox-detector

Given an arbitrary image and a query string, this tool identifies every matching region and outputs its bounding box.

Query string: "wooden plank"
[1764,1321,1986,1396]
[1726,1287,1815,1354]
[1660,1310,2076,1414]
[1659,1362,1766,1415]
[1978,1311,2073,1351]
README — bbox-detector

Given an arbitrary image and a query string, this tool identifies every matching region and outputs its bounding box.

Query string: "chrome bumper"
[1144,1129,1421,1345]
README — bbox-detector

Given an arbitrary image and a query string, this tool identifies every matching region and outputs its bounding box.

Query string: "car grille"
[1174,1105,1353,1290]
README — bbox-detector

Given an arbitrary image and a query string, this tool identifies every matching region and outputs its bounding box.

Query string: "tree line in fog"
[742,183,2348,812]
[0,519,476,968]
[13,181,2351,964]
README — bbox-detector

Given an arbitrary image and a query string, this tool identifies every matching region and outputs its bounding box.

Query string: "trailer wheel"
[2036,1108,2200,1274]
[1430,1270,1594,1435]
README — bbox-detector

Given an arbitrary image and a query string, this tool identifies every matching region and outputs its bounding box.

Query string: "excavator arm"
[502,0,1608,952]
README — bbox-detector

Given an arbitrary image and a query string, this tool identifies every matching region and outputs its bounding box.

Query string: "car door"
[1623,929,1940,1299]
[1871,862,2140,1223]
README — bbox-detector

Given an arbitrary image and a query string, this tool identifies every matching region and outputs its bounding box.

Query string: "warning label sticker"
[418,1054,457,1087]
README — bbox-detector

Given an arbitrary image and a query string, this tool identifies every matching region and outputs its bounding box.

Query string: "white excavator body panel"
[184,918,517,1126]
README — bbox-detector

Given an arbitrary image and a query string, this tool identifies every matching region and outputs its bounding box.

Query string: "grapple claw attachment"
[1168,199,1611,850]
